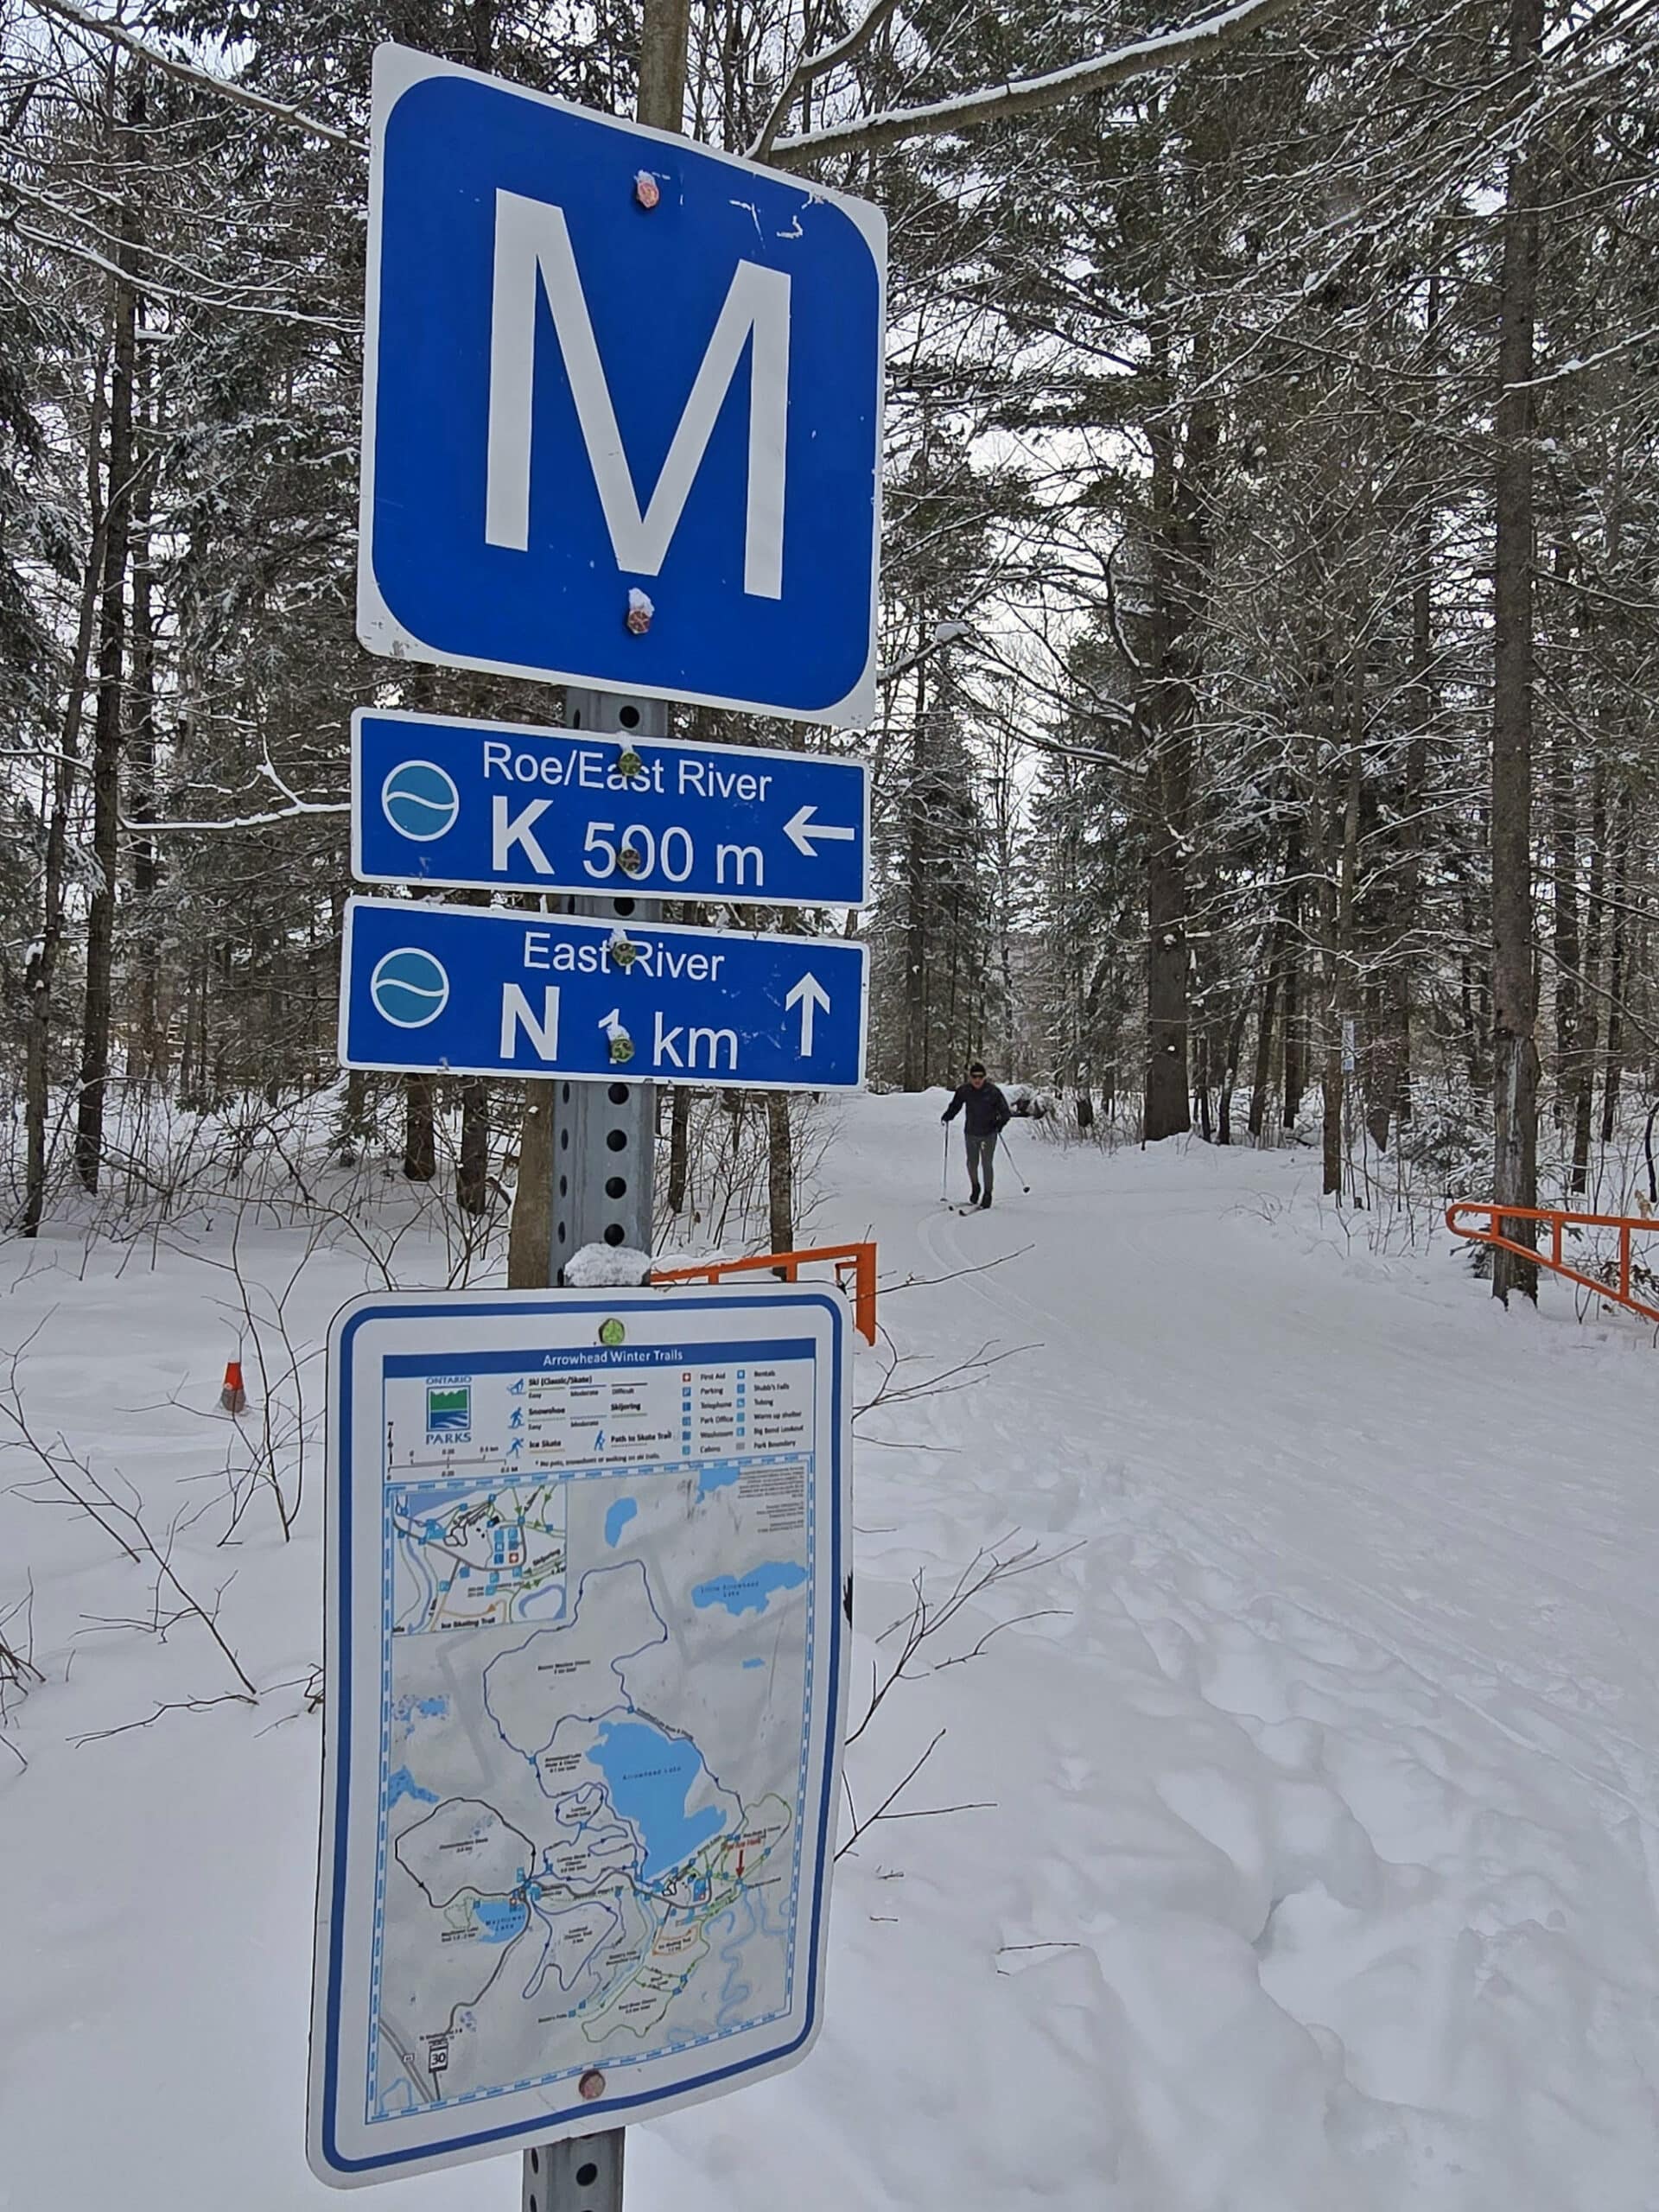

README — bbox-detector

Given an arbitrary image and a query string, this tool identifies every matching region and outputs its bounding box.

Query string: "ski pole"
[997,1128,1032,1195]
[940,1122,950,1203]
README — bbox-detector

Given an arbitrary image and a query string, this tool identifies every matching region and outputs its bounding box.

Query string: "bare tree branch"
[749,0,903,162]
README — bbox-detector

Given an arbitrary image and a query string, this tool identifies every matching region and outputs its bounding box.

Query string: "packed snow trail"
[819,1096,1659,2211]
[3,1090,1659,2209]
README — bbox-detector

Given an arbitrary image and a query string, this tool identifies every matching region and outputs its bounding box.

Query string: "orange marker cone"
[219,1359,247,1416]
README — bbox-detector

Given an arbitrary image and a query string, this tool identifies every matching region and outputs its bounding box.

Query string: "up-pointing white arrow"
[783,804,856,859]
[785,972,831,1055]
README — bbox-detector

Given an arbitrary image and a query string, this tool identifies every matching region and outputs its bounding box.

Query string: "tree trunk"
[1140,394,1212,1141]
[667,1085,690,1213]
[1387,250,1440,1136]
[1549,629,1581,1136]
[902,652,931,1090]
[1144,816,1191,1138]
[1217,1001,1247,1146]
[1247,944,1280,1143]
[22,340,109,1234]
[507,1084,554,1287]
[75,98,141,1194]
[1599,791,1629,1148]
[457,1078,490,1214]
[1331,715,1363,1196]
[128,334,162,1083]
[1490,0,1544,1303]
[404,1073,437,1182]
[637,0,690,130]
[1281,916,1303,1128]
[1571,763,1605,1191]
[766,1091,793,1255]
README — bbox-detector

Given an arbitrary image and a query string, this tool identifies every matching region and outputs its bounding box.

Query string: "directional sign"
[340,896,866,1090]
[353,708,869,908]
[309,1281,850,2184]
[359,44,886,723]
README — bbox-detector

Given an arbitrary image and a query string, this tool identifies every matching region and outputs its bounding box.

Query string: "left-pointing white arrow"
[783,804,857,859]
[785,972,831,1055]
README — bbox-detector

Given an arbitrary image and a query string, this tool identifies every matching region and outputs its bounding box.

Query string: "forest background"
[2,0,1655,1294]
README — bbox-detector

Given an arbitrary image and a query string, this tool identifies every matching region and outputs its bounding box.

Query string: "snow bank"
[4,1096,1659,2209]
[563,1240,654,1287]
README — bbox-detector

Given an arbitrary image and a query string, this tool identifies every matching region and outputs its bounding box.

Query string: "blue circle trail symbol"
[369,947,450,1028]
[381,760,460,842]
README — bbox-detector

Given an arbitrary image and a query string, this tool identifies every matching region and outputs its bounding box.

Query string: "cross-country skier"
[941,1062,1012,1209]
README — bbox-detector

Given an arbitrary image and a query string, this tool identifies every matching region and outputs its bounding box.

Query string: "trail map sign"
[309,1283,851,2186]
[358,44,886,722]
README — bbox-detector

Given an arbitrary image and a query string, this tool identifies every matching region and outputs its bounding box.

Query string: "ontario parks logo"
[425,1381,472,1439]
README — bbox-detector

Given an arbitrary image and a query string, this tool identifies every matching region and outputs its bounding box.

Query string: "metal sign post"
[314,31,886,2205]
[550,690,664,1284]
[524,2133,624,2212]
[530,684,664,2212]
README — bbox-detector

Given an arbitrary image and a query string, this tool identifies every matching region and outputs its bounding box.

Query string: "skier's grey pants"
[965,1131,996,1198]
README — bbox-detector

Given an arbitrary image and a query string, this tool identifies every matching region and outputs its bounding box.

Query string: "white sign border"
[357,42,887,728]
[308,1281,851,2187]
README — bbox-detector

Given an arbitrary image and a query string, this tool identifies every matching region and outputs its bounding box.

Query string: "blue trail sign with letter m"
[358,45,886,723]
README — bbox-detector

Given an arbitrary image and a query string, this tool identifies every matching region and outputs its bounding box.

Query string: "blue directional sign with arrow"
[353,709,868,908]
[359,44,885,723]
[340,896,866,1090]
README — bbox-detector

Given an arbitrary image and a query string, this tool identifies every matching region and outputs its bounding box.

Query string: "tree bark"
[1388,247,1442,1137]
[1490,0,1544,1302]
[1599,791,1629,1148]
[1246,938,1280,1143]
[507,1084,555,1287]
[637,0,690,130]
[1281,898,1303,1129]
[667,1085,690,1212]
[403,1073,436,1182]
[75,85,141,1193]
[128,332,162,1082]
[1548,598,1581,1136]
[766,1091,793,1255]
[22,344,110,1233]
[1571,763,1605,1190]
[902,648,932,1091]
[457,1078,490,1214]
[1140,391,1213,1141]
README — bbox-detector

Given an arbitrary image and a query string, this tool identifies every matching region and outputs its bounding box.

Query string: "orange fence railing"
[1445,1200,1659,1327]
[652,1242,878,1345]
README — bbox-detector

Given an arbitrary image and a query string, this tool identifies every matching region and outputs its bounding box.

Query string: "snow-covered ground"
[4,1090,1659,2209]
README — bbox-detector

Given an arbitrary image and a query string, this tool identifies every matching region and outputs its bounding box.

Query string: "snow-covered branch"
[132,799,348,835]
[769,0,1301,163]
[748,0,903,162]
[22,0,363,154]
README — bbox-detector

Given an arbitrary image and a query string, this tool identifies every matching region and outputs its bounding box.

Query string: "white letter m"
[486,189,789,598]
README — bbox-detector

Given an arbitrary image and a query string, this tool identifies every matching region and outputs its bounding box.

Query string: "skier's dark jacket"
[942,1080,1012,1137]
